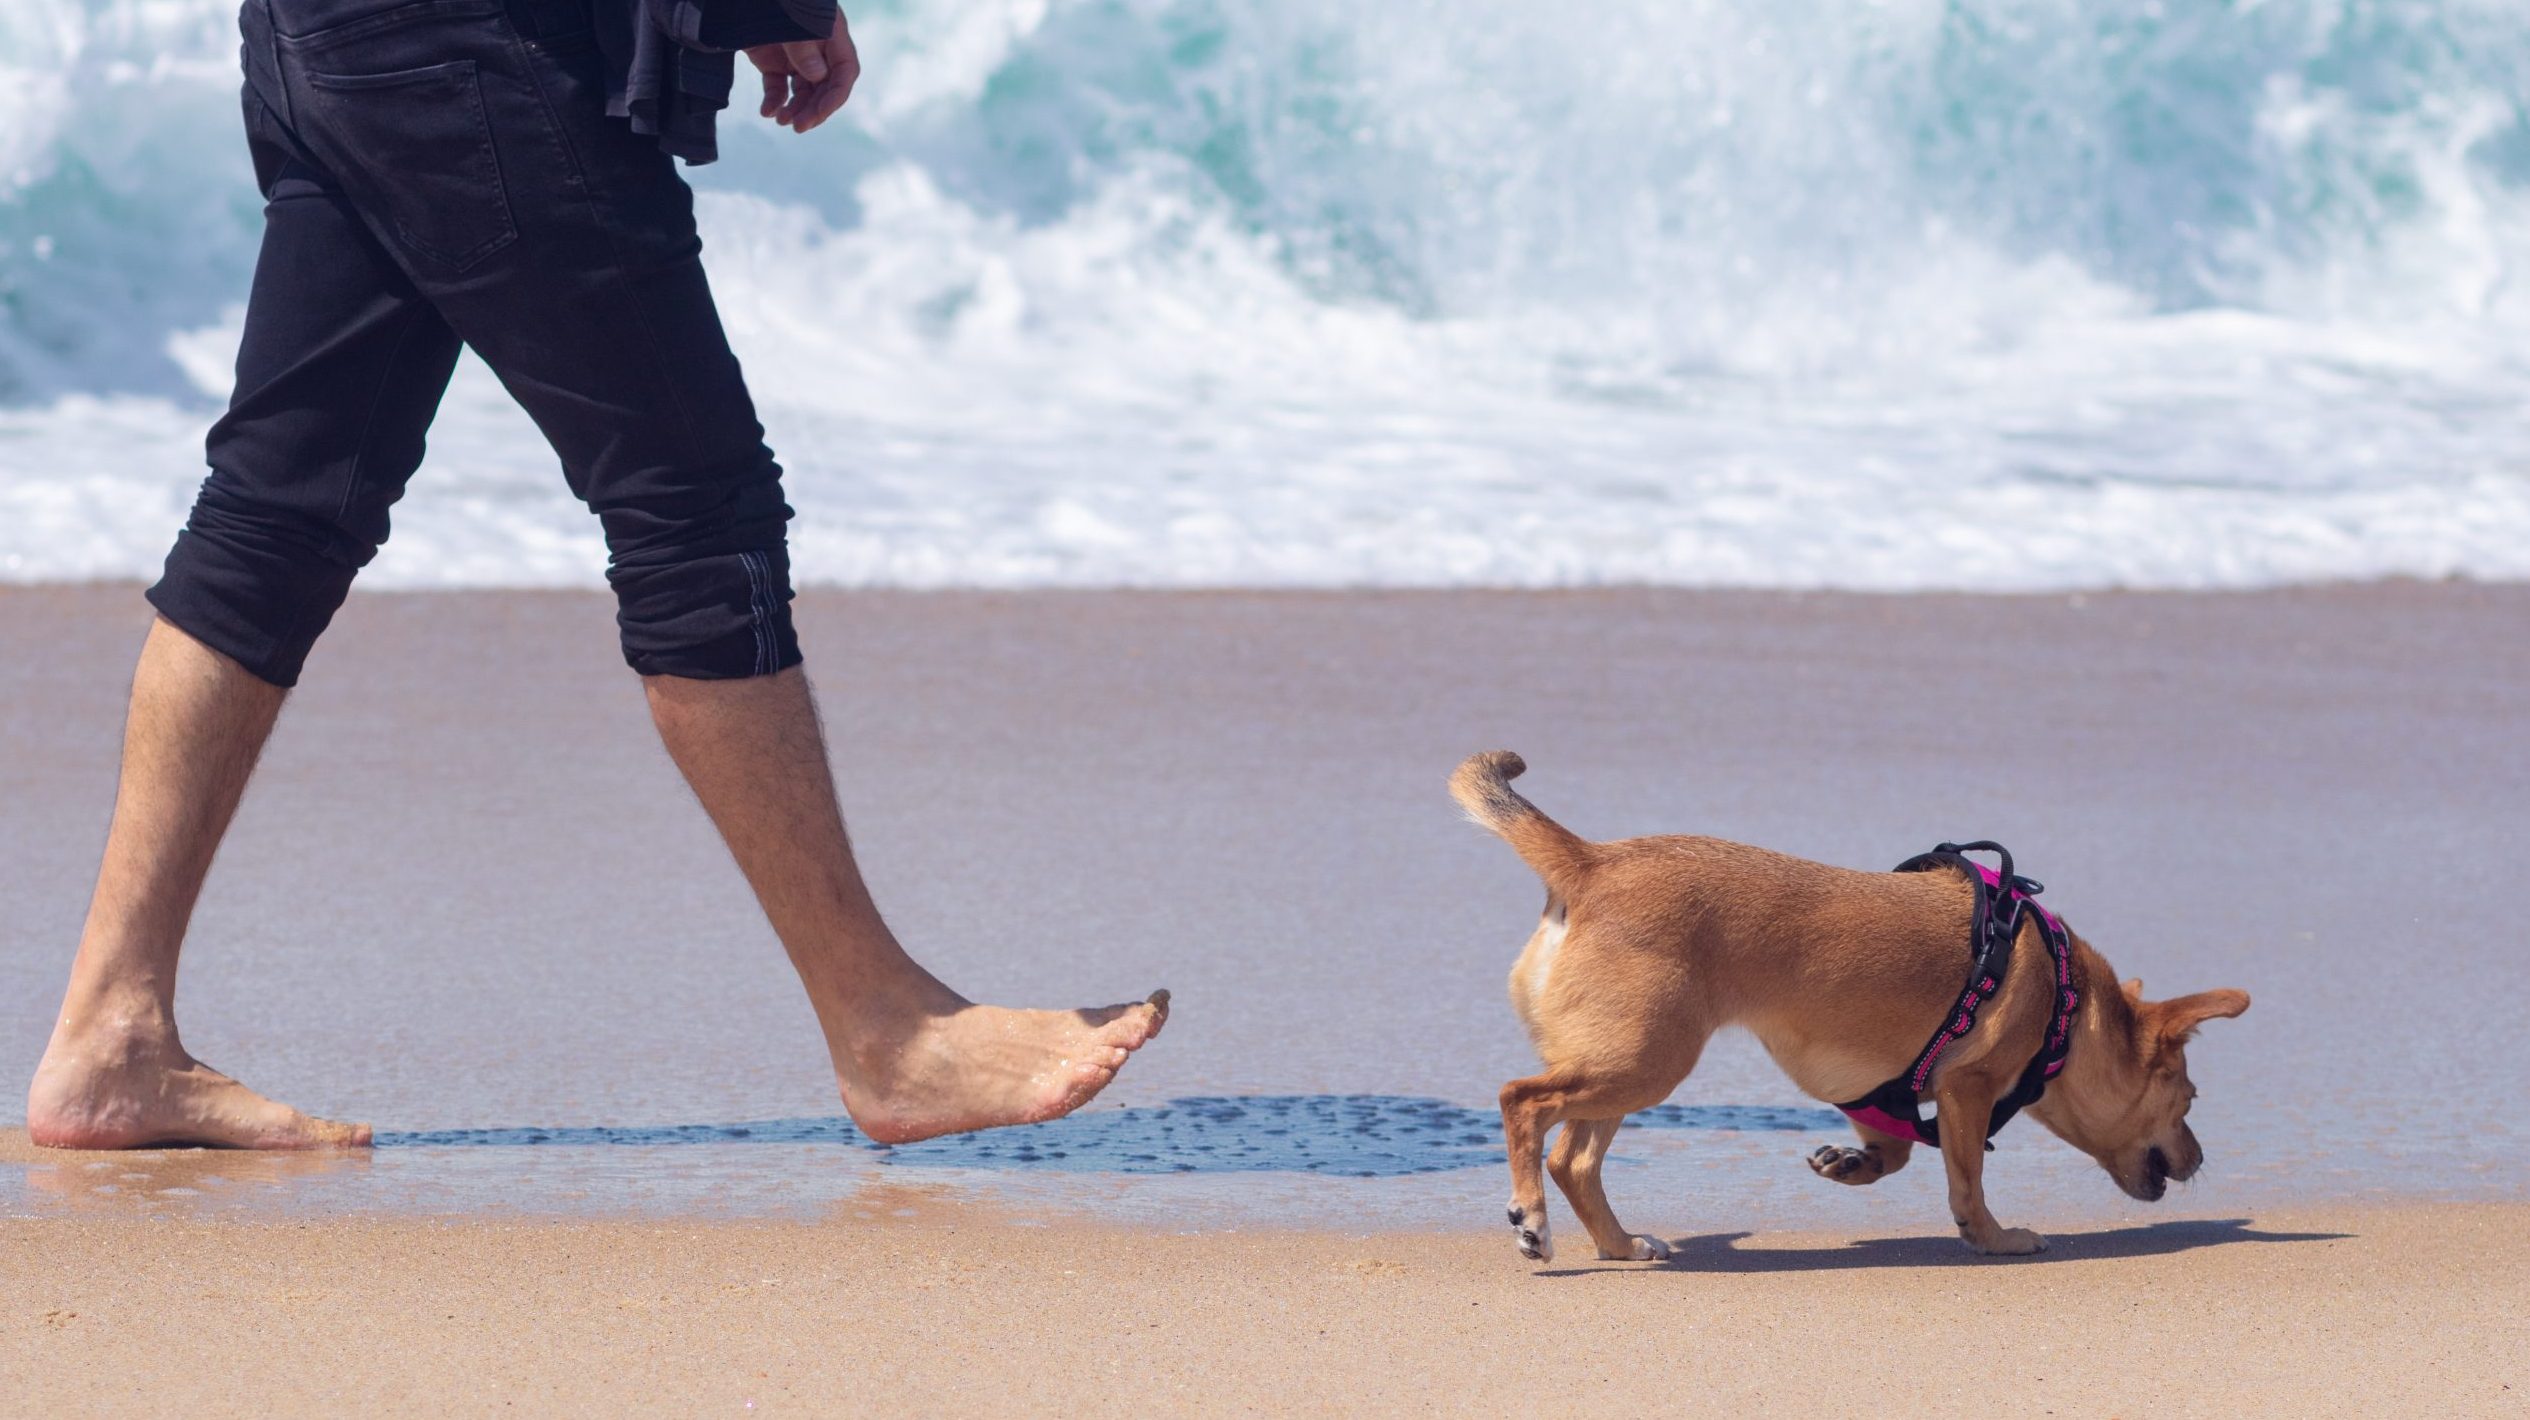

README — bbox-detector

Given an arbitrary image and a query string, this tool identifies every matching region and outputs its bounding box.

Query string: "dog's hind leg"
[1502,1069,1677,1264]
[1550,1118,1671,1261]
[1504,1004,1709,1265]
[1806,1120,1915,1187]
[1500,1071,1575,1262]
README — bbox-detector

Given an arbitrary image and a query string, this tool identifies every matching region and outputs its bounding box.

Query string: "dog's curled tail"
[1450,751,1595,892]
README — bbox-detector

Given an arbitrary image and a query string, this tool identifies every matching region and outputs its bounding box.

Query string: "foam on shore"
[4,0,2526,588]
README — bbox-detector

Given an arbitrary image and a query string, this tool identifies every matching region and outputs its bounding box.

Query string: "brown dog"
[1452,751,2249,1263]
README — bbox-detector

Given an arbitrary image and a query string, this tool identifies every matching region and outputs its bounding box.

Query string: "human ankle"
[825,986,956,1067]
[812,957,964,1025]
[48,984,179,1052]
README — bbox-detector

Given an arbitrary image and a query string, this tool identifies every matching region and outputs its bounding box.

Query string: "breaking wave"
[3,0,2526,587]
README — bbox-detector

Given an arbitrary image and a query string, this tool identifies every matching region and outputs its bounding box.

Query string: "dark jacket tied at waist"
[595,0,839,165]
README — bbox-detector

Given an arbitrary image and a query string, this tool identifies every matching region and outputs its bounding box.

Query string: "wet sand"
[4,1197,2523,1415]
[3,584,2525,1411]
[4,583,2526,1226]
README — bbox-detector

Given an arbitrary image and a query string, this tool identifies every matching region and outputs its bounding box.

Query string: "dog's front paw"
[1964,1226,2049,1257]
[1613,1234,1672,1263]
[1507,1201,1554,1263]
[1807,1144,1878,1185]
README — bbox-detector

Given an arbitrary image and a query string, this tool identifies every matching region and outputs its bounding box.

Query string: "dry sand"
[3,1189,2522,1416]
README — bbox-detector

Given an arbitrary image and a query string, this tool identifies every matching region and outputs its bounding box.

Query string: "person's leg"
[26,620,370,1148]
[283,7,1165,1144]
[647,670,1164,1144]
[26,85,459,1149]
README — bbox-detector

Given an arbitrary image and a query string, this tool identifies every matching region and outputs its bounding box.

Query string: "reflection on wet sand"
[0,1100,1845,1225]
[12,1139,375,1213]
[821,1179,1010,1227]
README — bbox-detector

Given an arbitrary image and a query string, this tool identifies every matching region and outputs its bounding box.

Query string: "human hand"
[745,12,859,133]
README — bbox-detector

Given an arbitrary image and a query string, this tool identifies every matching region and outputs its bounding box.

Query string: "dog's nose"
[2161,1138,2207,1182]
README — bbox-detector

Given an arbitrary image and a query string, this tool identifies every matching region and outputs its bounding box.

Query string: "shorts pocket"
[302,59,518,271]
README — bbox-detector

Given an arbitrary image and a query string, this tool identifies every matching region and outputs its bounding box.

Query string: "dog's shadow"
[1536,1218,2348,1277]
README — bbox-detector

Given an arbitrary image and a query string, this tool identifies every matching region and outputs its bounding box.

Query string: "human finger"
[794,40,860,131]
[782,38,829,84]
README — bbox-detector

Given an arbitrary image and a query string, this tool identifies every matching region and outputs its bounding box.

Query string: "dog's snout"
[2166,1126,2207,1182]
[2161,1141,2205,1183]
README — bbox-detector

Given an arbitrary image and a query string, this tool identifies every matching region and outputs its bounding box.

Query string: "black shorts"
[150,0,802,685]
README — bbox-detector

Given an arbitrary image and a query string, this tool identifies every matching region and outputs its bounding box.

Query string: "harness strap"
[1833,841,2079,1150]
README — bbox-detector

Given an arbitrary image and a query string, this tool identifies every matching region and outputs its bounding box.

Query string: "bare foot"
[27,1029,371,1151]
[837,989,1169,1145]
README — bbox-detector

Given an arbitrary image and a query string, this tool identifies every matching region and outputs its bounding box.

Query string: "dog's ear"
[2151,989,2251,1049]
[2121,977,2145,1003]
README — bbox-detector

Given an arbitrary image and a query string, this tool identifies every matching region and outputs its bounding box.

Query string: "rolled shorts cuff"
[145,525,357,688]
[611,544,803,679]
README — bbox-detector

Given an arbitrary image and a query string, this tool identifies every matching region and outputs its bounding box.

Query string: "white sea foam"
[2,0,2525,588]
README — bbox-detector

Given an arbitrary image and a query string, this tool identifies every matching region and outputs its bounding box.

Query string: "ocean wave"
[3,0,2525,588]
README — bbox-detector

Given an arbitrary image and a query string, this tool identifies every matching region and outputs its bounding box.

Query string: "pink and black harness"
[1835,842,2080,1149]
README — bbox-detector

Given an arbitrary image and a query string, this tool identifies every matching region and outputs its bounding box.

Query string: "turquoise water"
[2,1,2528,586]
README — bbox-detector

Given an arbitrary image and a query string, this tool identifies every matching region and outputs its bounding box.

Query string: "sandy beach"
[11,0,2528,1409]
[5,582,2526,1412]
[5,1192,2523,1415]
